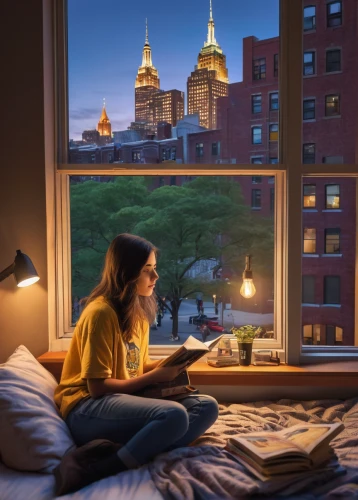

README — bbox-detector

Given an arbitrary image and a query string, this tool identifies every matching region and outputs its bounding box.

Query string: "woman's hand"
[148,362,188,383]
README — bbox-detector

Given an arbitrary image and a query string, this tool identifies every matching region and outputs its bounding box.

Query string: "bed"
[1,346,358,500]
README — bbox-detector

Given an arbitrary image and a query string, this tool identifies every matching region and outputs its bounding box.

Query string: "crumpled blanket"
[149,398,358,500]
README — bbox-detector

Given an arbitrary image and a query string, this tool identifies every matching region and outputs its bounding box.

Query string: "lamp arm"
[0,262,15,283]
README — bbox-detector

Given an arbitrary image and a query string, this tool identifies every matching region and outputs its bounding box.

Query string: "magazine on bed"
[225,422,344,481]
[134,335,223,399]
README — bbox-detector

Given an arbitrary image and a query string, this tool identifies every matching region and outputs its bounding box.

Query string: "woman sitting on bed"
[54,233,219,495]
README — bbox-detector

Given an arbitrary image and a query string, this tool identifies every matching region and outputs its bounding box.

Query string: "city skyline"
[68,0,279,139]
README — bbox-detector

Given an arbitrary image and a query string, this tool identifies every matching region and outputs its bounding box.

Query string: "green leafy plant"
[231,325,262,343]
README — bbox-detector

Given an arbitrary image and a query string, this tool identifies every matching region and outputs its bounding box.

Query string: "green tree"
[70,176,274,336]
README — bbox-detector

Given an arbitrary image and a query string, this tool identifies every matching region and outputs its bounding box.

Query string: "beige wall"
[0,0,53,362]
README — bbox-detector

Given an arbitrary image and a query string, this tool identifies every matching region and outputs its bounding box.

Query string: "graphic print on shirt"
[125,341,140,378]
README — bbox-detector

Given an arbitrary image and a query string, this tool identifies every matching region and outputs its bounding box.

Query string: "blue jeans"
[66,393,219,469]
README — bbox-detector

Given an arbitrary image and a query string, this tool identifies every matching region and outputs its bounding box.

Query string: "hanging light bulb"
[240,255,256,298]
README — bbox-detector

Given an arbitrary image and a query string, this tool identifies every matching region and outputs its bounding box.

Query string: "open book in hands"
[134,334,224,399]
[225,422,344,481]
[158,334,224,368]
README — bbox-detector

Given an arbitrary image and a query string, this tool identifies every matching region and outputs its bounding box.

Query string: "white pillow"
[0,345,75,473]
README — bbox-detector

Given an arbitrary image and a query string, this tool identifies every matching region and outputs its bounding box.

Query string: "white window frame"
[50,0,358,363]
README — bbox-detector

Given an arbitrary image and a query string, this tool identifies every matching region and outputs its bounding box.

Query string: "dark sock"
[92,451,128,478]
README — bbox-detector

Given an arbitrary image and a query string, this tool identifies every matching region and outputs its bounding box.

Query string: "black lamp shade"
[14,250,40,287]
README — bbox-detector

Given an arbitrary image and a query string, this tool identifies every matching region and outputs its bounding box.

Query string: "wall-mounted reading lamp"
[0,250,40,287]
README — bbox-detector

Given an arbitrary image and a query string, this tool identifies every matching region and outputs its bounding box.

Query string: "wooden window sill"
[37,352,358,387]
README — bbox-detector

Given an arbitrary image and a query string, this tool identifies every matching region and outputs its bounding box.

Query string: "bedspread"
[149,397,358,500]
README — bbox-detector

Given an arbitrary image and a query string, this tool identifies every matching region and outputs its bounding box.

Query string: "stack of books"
[206,353,240,367]
[225,422,344,482]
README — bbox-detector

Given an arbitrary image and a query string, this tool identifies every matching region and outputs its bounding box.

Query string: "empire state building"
[135,20,160,124]
[187,0,229,129]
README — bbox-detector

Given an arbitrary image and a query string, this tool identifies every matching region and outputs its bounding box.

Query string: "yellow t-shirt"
[54,296,150,419]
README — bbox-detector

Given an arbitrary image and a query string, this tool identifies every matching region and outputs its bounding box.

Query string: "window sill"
[303,208,318,212]
[321,304,341,308]
[321,253,342,257]
[302,253,319,257]
[322,209,342,213]
[302,303,320,307]
[323,115,341,120]
[37,352,358,388]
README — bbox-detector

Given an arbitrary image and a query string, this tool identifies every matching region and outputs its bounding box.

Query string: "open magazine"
[134,334,223,399]
[225,422,344,481]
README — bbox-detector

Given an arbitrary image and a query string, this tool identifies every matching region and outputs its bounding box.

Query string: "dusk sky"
[68,0,279,140]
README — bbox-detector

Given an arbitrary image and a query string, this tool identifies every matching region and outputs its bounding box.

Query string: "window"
[327,1,342,27]
[252,94,262,114]
[325,228,340,254]
[252,176,262,184]
[303,325,314,345]
[251,189,261,209]
[334,326,343,345]
[270,158,278,164]
[303,184,316,208]
[170,147,177,160]
[252,126,262,144]
[170,175,176,186]
[132,151,141,163]
[270,92,279,110]
[325,94,340,117]
[270,188,275,212]
[303,325,343,346]
[303,228,316,254]
[303,99,315,120]
[324,276,340,304]
[326,49,341,72]
[211,142,220,156]
[196,143,204,158]
[303,143,315,164]
[303,6,316,31]
[253,58,266,80]
[269,124,278,141]
[54,0,358,357]
[303,51,315,76]
[302,276,315,303]
[273,53,279,77]
[251,157,262,164]
[325,184,340,209]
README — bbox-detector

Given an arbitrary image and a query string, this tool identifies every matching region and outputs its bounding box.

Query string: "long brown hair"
[85,233,158,342]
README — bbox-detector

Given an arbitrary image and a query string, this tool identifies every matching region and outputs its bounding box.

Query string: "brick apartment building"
[185,0,357,345]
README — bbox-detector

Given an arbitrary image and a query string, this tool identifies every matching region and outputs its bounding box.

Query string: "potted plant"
[231,325,262,366]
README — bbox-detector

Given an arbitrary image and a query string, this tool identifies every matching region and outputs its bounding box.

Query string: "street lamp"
[240,254,256,299]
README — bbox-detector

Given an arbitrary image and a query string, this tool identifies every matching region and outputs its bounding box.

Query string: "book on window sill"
[206,352,240,367]
[225,422,344,482]
[134,334,223,399]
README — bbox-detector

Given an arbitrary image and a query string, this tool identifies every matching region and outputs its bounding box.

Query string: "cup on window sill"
[217,338,233,357]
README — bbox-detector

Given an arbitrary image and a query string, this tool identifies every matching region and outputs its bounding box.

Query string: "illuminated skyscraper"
[97,100,112,137]
[187,0,229,129]
[151,90,184,127]
[135,19,160,124]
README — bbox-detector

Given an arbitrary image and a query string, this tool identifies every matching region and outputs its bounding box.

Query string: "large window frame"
[52,0,358,364]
